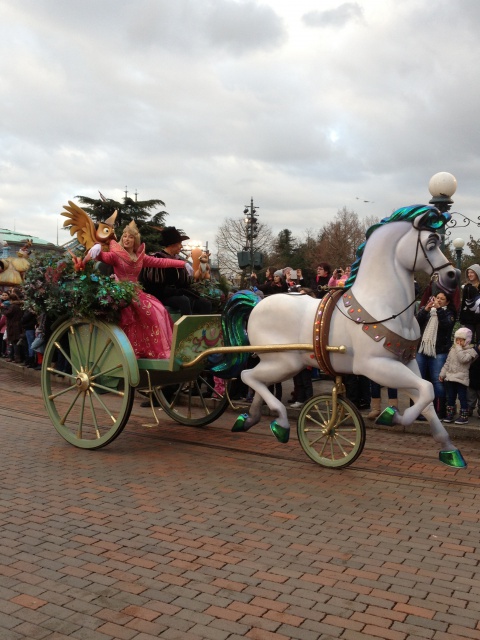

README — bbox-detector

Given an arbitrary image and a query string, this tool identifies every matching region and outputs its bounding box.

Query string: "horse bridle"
[339,227,454,326]
[412,227,453,281]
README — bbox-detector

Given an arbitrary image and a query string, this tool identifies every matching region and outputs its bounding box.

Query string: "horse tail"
[209,290,260,378]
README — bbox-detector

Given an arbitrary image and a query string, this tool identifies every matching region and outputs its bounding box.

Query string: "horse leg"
[232,391,264,432]
[242,367,291,443]
[233,355,303,443]
[357,357,434,425]
[358,358,466,468]
[407,389,466,468]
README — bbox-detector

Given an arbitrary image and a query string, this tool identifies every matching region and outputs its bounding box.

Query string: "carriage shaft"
[181,343,346,369]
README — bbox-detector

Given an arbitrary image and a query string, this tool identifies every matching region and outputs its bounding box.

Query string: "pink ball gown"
[98,240,185,359]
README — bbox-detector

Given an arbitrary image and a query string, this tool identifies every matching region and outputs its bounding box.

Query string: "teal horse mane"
[209,290,261,378]
[344,204,451,290]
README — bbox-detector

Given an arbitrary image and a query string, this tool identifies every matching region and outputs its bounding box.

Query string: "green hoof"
[375,405,398,426]
[270,420,290,443]
[439,449,467,468]
[232,413,250,432]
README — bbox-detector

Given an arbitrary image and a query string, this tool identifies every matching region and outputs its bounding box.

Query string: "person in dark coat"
[467,352,480,417]
[140,226,212,315]
[250,267,279,296]
[311,263,331,299]
[416,291,456,418]
[459,263,480,341]
[21,307,37,367]
[2,293,24,362]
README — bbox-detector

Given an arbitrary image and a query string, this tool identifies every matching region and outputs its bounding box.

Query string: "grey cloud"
[3,0,285,61]
[302,3,364,29]
[203,1,286,55]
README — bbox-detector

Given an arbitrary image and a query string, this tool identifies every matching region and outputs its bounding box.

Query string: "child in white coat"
[439,327,479,424]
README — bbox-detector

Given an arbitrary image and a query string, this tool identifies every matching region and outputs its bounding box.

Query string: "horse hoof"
[270,420,290,443]
[375,405,398,426]
[232,413,251,432]
[439,449,467,469]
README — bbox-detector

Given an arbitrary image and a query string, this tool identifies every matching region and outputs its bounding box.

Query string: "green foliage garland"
[23,252,138,323]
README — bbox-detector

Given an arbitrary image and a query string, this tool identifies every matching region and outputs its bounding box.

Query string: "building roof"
[0,229,59,249]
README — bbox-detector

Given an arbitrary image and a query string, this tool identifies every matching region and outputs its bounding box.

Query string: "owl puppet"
[61,201,118,270]
[61,200,117,251]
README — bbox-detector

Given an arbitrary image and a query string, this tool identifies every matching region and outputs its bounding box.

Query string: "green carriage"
[41,309,366,468]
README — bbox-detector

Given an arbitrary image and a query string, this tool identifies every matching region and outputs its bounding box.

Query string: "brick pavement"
[0,363,480,639]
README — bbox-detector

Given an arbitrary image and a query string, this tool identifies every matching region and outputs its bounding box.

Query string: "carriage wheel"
[154,372,229,427]
[41,319,135,449]
[297,395,365,468]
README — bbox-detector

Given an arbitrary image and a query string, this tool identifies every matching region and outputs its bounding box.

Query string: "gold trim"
[313,290,345,377]
[181,343,314,369]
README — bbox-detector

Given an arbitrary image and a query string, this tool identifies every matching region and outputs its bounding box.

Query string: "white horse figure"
[215,205,466,469]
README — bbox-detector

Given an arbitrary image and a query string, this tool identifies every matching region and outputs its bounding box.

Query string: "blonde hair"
[120,221,141,250]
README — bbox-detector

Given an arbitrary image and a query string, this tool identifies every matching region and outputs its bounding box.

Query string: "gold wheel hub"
[75,372,90,392]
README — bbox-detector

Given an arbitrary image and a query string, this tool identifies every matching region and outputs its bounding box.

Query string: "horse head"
[348,205,457,296]
[412,207,457,293]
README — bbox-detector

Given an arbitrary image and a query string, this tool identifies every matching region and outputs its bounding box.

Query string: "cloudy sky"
[2,0,480,254]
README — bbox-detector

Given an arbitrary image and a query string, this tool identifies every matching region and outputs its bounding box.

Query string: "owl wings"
[61,201,117,250]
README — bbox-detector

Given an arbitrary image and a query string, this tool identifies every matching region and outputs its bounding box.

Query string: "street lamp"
[428,172,457,250]
[428,171,457,213]
[243,198,259,276]
[452,237,465,270]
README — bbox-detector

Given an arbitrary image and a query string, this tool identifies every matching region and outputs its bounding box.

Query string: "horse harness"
[313,223,454,375]
[313,290,419,376]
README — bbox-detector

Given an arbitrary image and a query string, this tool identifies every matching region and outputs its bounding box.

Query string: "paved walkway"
[0,362,480,639]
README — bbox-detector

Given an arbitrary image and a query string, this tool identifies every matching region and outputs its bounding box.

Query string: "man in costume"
[140,226,212,315]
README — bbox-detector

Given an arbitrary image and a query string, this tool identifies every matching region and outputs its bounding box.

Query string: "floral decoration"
[23,251,138,322]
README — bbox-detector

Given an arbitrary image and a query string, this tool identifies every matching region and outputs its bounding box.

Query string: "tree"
[314,207,368,269]
[291,230,318,282]
[75,191,168,253]
[466,235,480,263]
[215,217,274,285]
[268,229,298,268]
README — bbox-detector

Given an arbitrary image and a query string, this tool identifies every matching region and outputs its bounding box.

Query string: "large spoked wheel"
[42,318,136,449]
[297,395,365,468]
[154,372,229,427]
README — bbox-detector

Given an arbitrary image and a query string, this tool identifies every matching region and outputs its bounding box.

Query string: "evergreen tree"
[75,191,168,253]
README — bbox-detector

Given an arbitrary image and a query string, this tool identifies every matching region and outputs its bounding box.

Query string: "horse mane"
[209,290,261,378]
[344,204,449,290]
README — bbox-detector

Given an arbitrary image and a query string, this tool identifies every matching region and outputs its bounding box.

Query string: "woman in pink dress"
[87,221,186,359]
